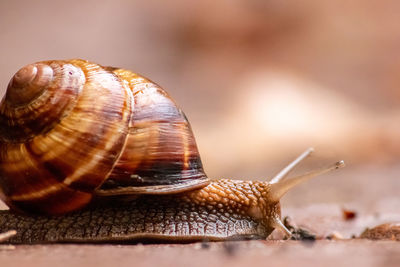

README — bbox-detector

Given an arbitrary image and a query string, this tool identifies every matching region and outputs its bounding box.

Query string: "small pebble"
[342,208,357,221]
[223,241,239,256]
[326,231,344,240]
[360,223,400,241]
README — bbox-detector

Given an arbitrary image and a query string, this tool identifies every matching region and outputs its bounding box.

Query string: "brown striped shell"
[0,59,208,215]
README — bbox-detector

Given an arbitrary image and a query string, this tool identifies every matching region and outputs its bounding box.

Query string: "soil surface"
[1,240,400,267]
[0,165,399,266]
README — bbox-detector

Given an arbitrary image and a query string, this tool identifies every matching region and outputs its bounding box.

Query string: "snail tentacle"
[273,217,292,237]
[270,147,314,184]
[269,161,345,202]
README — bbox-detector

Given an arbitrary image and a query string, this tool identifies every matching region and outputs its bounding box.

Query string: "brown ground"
[1,240,399,267]
[1,164,399,266]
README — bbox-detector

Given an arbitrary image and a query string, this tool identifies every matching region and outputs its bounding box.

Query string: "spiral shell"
[0,59,208,214]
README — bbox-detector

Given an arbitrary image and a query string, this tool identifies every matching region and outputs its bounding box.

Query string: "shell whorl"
[5,63,53,106]
[0,60,132,214]
[0,62,84,142]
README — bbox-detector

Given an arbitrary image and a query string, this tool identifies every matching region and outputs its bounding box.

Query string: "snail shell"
[0,59,208,215]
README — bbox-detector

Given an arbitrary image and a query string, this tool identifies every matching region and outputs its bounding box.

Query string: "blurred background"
[0,0,399,209]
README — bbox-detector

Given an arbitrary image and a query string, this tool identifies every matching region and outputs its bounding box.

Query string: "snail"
[0,59,344,243]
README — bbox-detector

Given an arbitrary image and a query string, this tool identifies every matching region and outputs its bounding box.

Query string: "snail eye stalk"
[270,160,345,202]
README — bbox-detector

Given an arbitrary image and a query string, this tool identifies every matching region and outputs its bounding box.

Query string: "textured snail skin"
[0,59,207,215]
[0,180,279,243]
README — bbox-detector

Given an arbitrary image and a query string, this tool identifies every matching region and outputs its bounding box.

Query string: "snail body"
[0,180,277,243]
[0,60,344,243]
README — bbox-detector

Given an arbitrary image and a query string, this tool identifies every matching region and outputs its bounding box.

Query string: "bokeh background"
[0,0,399,209]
